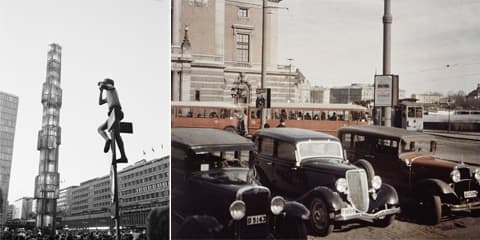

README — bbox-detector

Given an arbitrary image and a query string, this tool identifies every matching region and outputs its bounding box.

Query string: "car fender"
[297,186,343,212]
[415,178,456,197]
[283,201,310,220]
[369,184,400,210]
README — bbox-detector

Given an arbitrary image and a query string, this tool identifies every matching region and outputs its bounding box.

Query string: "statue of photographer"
[97,78,128,163]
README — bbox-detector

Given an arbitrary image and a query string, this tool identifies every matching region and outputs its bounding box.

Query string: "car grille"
[458,167,471,180]
[346,169,369,213]
[237,186,270,238]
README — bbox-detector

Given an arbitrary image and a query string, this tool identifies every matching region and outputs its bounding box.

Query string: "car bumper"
[446,201,480,212]
[334,206,400,222]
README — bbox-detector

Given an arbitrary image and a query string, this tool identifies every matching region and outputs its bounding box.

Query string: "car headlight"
[229,200,246,220]
[372,175,382,190]
[451,169,461,183]
[270,196,285,215]
[335,178,348,193]
[474,168,480,183]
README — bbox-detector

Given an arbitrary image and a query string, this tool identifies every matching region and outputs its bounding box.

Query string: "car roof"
[172,128,255,153]
[255,128,339,143]
[338,125,432,141]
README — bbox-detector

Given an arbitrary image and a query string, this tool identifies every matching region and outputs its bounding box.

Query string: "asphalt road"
[310,135,480,240]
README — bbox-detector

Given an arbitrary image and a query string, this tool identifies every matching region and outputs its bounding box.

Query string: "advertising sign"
[374,75,393,107]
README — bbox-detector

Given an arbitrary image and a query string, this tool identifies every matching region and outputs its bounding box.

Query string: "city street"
[311,134,480,240]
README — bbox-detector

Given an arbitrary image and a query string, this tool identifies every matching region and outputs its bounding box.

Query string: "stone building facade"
[171,0,304,104]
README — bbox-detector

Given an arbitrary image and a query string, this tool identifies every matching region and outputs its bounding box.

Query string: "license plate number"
[341,207,356,217]
[246,214,267,225]
[464,190,478,198]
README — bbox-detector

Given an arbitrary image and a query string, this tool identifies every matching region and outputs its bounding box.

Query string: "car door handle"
[266,162,272,165]
[365,154,375,159]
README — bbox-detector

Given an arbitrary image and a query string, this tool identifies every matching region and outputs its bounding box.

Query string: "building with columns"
[171,0,305,104]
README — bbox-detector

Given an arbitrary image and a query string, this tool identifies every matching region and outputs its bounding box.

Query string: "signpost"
[374,75,399,125]
[107,109,133,240]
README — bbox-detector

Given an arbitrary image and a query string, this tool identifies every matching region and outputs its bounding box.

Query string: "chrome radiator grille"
[346,169,369,213]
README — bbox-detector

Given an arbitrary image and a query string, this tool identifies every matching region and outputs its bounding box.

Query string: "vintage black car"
[338,125,480,224]
[253,128,400,236]
[172,128,310,239]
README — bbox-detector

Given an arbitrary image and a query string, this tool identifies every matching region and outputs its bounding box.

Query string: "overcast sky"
[278,0,480,96]
[0,0,170,202]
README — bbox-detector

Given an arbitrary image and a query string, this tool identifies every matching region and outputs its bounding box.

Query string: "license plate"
[246,214,267,225]
[464,190,478,198]
[340,207,356,217]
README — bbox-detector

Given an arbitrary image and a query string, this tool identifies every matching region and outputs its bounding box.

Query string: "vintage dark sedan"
[172,128,309,239]
[252,128,400,236]
[338,125,480,224]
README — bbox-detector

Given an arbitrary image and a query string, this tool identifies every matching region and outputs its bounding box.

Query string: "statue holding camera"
[97,78,128,163]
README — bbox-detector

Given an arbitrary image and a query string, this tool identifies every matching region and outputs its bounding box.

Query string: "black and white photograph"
[1,0,170,239]
[171,0,480,239]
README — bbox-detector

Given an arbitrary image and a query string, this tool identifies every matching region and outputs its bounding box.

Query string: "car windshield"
[189,150,253,184]
[196,168,251,184]
[297,140,343,160]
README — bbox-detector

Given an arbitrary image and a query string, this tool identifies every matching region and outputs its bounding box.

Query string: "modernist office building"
[0,91,19,224]
[60,157,169,228]
[171,0,308,104]
[13,197,34,220]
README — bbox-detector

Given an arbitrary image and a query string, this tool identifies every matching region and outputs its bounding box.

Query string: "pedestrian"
[276,118,286,128]
[97,78,128,163]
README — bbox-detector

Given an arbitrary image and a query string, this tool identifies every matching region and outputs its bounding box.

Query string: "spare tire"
[354,159,375,186]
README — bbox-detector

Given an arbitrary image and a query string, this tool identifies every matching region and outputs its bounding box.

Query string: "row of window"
[0,126,15,133]
[121,182,167,196]
[72,205,88,211]
[0,153,12,161]
[122,191,165,203]
[94,187,110,195]
[122,173,167,188]
[93,194,110,202]
[0,132,15,141]
[94,181,109,188]
[93,201,110,208]
[72,187,89,195]
[72,199,88,206]
[72,193,88,200]
[120,163,169,181]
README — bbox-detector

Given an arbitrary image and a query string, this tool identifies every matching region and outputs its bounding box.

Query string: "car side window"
[341,133,352,149]
[375,138,398,155]
[277,141,296,162]
[260,137,274,156]
[353,134,370,151]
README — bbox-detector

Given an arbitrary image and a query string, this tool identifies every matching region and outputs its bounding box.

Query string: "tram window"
[416,107,423,117]
[408,107,415,118]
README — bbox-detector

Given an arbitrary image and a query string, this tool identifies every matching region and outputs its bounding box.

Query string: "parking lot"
[311,134,480,239]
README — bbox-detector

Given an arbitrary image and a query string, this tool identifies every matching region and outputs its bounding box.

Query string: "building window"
[194,90,200,101]
[238,8,248,18]
[235,33,250,63]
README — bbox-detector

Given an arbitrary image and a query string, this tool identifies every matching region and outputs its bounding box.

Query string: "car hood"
[400,153,457,170]
[301,158,357,177]
[399,153,466,182]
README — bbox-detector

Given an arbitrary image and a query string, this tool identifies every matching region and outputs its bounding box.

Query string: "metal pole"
[383,0,392,127]
[288,58,293,103]
[261,0,267,128]
[111,130,121,240]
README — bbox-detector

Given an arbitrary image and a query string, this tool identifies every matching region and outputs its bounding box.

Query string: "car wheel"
[354,159,375,185]
[308,197,333,237]
[373,214,395,228]
[419,194,442,225]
